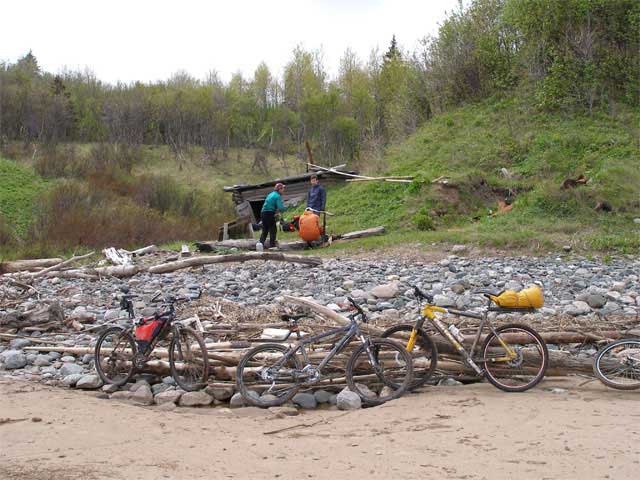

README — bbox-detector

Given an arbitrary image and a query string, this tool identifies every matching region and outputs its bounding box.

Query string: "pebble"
[178,391,213,407]
[336,389,361,410]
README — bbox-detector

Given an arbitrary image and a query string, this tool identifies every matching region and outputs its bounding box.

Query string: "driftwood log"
[0,258,63,274]
[148,252,321,273]
[0,303,64,330]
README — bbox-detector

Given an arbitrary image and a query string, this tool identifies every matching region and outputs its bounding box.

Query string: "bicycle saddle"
[473,288,505,298]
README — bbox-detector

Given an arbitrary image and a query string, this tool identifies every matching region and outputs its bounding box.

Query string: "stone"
[76,374,103,390]
[292,392,317,409]
[438,377,463,386]
[342,280,355,290]
[130,380,151,392]
[102,384,119,394]
[336,389,361,410]
[585,294,607,309]
[152,383,172,395]
[155,389,183,405]
[62,374,84,387]
[350,289,368,300]
[371,282,400,299]
[433,295,456,308]
[131,385,154,405]
[9,338,32,349]
[110,391,134,400]
[34,355,52,367]
[611,281,626,292]
[2,350,27,369]
[179,391,213,407]
[564,301,592,316]
[59,363,84,376]
[451,283,466,295]
[206,386,235,401]
[451,245,467,254]
[269,406,299,417]
[313,390,333,404]
[230,391,255,408]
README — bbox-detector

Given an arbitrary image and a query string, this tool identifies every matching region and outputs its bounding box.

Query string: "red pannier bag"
[135,317,164,352]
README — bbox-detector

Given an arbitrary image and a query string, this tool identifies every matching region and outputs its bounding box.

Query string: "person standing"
[259,183,286,248]
[306,174,326,213]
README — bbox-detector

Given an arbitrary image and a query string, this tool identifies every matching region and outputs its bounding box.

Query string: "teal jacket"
[261,191,286,213]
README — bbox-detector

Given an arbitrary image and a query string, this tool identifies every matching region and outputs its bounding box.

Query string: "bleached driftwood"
[0,258,63,274]
[127,245,157,256]
[0,303,64,330]
[148,252,322,274]
[29,252,95,278]
[103,247,132,266]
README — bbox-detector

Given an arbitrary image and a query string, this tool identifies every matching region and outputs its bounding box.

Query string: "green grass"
[0,157,51,239]
[307,97,640,253]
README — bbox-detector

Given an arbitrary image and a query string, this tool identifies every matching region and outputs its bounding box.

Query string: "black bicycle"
[94,288,209,391]
[236,297,413,406]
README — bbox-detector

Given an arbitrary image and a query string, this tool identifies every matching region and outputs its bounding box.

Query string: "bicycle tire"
[481,323,548,392]
[381,324,438,389]
[94,327,136,386]
[346,338,413,405]
[593,339,640,390]
[169,327,210,391]
[236,343,302,408]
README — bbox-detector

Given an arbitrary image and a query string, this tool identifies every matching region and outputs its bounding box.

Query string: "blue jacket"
[306,184,326,212]
[262,191,286,213]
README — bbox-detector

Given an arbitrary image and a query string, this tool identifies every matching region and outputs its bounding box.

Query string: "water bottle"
[448,324,465,343]
[256,242,264,252]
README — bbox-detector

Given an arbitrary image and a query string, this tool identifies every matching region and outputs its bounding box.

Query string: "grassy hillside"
[317,97,640,253]
[0,158,50,242]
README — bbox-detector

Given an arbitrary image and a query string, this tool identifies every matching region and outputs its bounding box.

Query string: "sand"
[1,376,639,480]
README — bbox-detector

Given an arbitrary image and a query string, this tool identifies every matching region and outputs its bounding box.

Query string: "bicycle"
[593,337,640,390]
[236,297,413,407]
[381,286,549,392]
[94,287,209,391]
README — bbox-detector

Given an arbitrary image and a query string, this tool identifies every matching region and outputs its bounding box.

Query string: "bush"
[0,213,17,247]
[413,207,435,231]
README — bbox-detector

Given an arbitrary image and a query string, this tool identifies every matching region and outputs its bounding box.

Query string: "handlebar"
[346,296,368,323]
[413,285,434,303]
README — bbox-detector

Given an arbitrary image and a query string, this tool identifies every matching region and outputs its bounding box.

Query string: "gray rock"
[131,385,154,405]
[2,350,27,369]
[102,384,119,394]
[451,283,466,295]
[313,390,333,404]
[179,391,213,407]
[342,280,355,290]
[110,390,134,400]
[586,294,607,309]
[129,380,151,392]
[564,301,592,316]
[451,245,467,254]
[62,374,85,387]
[433,294,456,308]
[33,355,52,367]
[9,338,32,349]
[230,390,258,408]
[269,406,299,417]
[152,383,172,395]
[155,389,183,405]
[336,389,362,410]
[371,282,400,299]
[76,374,103,390]
[59,363,84,376]
[292,392,317,409]
[438,377,463,386]
[206,386,235,401]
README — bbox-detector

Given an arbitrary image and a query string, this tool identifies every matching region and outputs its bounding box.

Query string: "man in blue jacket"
[259,183,287,248]
[306,174,326,213]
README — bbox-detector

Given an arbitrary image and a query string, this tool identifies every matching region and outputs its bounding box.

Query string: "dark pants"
[259,211,277,247]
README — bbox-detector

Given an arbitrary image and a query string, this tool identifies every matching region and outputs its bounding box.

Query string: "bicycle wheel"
[381,324,437,389]
[346,338,413,405]
[593,339,640,390]
[482,323,548,392]
[169,327,210,391]
[94,327,136,386]
[236,343,302,407]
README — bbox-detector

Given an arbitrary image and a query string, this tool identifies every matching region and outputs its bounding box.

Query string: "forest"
[1,0,638,255]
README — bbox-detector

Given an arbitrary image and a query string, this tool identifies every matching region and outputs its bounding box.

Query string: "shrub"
[413,207,435,231]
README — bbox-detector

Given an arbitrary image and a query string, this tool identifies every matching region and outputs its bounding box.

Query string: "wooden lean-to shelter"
[219,170,356,240]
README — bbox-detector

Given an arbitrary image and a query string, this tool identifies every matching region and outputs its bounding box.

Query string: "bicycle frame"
[273,319,368,379]
[415,303,518,375]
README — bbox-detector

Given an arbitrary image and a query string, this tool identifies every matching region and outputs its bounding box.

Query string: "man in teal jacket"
[259,183,287,248]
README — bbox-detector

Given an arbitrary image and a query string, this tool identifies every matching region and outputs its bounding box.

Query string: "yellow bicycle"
[382,286,549,392]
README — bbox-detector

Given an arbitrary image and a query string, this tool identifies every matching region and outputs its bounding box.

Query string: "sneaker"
[256,242,264,252]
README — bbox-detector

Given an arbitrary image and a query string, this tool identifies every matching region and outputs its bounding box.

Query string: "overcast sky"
[2,0,461,85]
